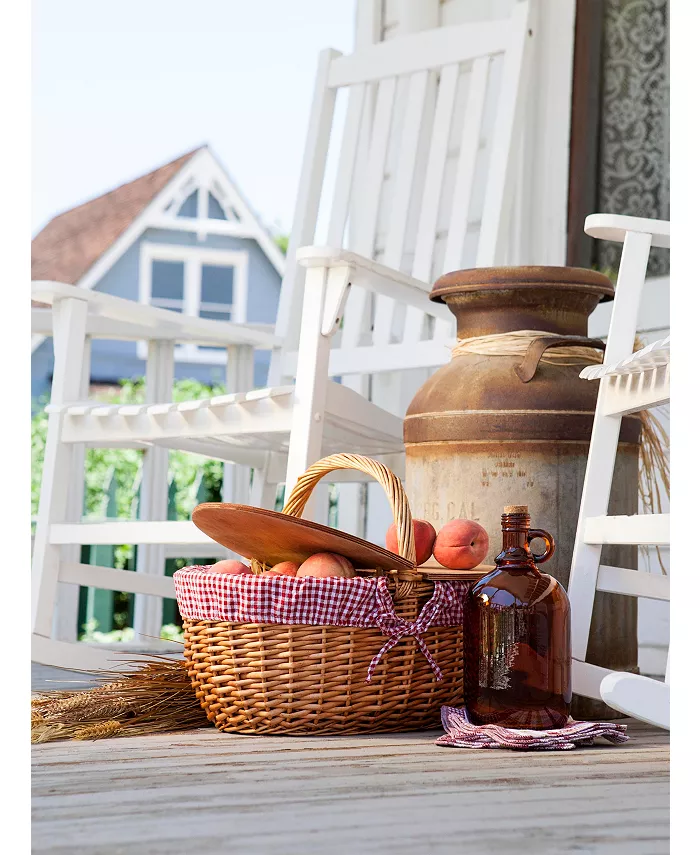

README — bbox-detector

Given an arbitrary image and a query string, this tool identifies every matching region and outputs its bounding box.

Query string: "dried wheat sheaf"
[31,657,207,744]
[635,337,670,574]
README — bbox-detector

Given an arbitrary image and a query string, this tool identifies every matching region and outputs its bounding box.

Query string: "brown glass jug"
[463,505,571,729]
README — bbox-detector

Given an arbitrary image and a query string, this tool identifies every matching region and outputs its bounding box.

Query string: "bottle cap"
[504,505,528,514]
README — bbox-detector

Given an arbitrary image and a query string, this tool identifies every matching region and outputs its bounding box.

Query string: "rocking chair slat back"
[274,2,532,386]
[341,76,398,352]
[327,84,367,247]
[477,1,532,267]
[401,60,463,346]
[372,69,430,346]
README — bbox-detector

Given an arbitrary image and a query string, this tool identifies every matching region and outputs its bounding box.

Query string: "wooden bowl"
[192,503,413,574]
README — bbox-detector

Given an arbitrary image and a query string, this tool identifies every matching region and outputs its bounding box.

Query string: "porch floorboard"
[32,682,669,855]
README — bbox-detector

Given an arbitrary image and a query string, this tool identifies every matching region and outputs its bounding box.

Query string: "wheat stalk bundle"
[634,337,670,574]
[31,657,208,744]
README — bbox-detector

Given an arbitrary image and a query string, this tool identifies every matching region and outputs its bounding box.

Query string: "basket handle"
[282,454,416,566]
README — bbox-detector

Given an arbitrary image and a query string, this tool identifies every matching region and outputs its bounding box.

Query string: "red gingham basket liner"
[174,566,470,681]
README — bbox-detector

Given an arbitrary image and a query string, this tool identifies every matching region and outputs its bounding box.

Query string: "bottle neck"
[496,512,539,572]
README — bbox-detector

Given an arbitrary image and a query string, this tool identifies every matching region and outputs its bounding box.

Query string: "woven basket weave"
[183,454,463,735]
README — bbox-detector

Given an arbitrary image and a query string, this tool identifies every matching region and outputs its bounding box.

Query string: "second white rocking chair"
[568,213,670,729]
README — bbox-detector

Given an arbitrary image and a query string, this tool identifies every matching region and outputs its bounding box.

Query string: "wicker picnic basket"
[179,454,465,735]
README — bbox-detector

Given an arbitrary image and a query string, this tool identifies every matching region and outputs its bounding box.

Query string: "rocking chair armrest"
[584,214,670,249]
[31,280,281,349]
[296,246,453,323]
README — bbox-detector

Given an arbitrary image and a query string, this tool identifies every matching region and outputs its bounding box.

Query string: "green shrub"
[32,378,226,632]
[79,619,184,643]
[32,378,226,523]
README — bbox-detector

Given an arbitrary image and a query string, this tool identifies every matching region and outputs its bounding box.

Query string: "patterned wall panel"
[596,0,669,276]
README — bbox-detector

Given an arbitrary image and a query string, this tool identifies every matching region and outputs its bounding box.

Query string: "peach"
[386,519,437,566]
[208,559,253,575]
[297,552,355,579]
[433,520,489,570]
[267,561,299,577]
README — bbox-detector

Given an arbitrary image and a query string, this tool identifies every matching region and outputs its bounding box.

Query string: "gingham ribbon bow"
[366,581,459,683]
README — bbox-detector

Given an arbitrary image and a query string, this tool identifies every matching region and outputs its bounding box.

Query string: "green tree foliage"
[31,377,226,534]
[31,402,49,519]
[274,233,289,254]
[32,378,228,639]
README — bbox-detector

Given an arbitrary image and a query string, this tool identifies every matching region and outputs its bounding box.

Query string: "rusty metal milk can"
[404,267,640,719]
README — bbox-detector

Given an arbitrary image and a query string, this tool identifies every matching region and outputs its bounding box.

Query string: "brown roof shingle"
[31,147,202,285]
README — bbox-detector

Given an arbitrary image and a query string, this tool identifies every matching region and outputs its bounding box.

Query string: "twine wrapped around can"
[452,330,605,366]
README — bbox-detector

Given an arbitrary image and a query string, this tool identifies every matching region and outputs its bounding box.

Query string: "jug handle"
[515,336,605,383]
[528,528,555,564]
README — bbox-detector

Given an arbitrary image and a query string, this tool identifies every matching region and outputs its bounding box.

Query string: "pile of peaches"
[386,517,489,570]
[207,553,355,578]
[206,518,489,579]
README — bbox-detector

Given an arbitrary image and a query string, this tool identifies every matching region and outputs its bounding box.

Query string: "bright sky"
[32,0,356,236]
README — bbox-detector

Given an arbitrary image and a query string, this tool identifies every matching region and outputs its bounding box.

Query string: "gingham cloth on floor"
[173,566,470,682]
[437,705,629,750]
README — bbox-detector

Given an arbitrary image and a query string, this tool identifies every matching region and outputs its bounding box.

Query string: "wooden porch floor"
[32,693,669,854]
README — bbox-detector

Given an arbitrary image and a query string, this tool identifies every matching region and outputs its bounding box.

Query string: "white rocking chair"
[568,213,670,729]
[32,3,535,670]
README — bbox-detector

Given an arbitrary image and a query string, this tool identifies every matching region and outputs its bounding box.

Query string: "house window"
[207,193,227,220]
[139,244,248,363]
[200,264,235,319]
[173,186,237,222]
[150,260,185,311]
[176,191,198,218]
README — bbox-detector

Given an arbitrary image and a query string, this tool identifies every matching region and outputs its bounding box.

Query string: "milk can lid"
[430,266,615,304]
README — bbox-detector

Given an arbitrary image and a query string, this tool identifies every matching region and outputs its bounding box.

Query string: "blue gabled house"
[32,145,284,405]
